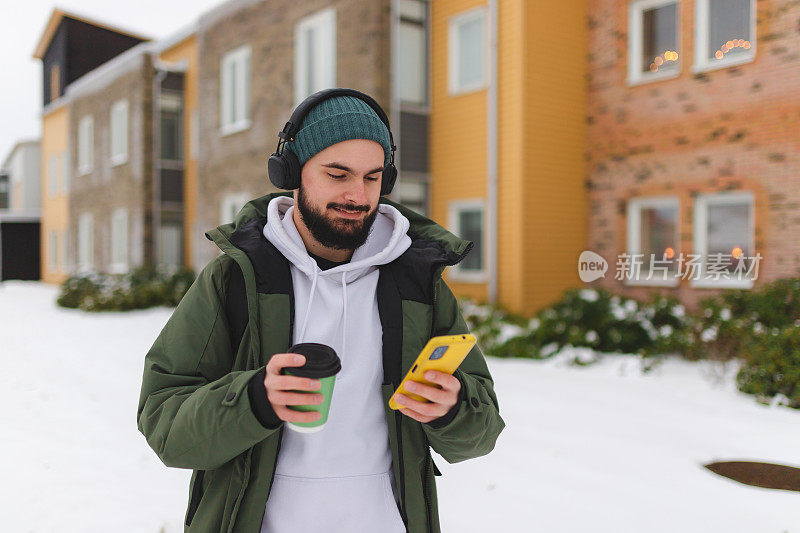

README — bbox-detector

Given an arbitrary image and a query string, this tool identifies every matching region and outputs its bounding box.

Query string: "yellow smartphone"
[389,333,477,410]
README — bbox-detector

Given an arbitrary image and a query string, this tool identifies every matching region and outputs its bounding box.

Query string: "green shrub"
[737,326,800,407]
[56,266,196,312]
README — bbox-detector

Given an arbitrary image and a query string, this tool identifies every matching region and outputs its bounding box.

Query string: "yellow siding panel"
[40,105,70,284]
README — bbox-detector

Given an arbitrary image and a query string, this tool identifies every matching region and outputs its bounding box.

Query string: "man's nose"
[342,178,368,205]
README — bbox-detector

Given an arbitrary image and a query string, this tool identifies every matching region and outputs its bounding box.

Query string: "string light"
[713,38,751,60]
[649,50,679,72]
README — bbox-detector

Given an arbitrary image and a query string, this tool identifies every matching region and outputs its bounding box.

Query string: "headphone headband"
[268,87,398,195]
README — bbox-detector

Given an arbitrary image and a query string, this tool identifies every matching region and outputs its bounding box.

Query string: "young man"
[137,92,504,532]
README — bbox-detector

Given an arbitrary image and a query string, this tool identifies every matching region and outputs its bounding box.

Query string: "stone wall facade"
[193,0,392,269]
[68,53,154,273]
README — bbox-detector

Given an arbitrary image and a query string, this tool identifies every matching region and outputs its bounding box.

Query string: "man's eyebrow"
[322,162,384,175]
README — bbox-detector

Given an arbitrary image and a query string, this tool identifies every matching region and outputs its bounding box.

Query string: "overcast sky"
[0,0,225,164]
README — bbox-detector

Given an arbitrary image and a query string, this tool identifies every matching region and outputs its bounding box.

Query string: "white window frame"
[109,99,129,166]
[78,115,94,175]
[397,0,430,108]
[77,212,94,273]
[448,6,488,95]
[626,196,680,287]
[109,208,129,274]
[220,192,251,225]
[447,199,487,283]
[693,0,756,74]
[294,7,337,106]
[627,0,681,86]
[220,45,252,136]
[692,191,755,289]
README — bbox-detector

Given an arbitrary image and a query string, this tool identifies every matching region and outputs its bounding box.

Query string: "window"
[448,199,486,282]
[78,212,94,272]
[294,8,337,106]
[158,223,182,269]
[220,45,251,135]
[220,192,250,224]
[48,230,58,272]
[78,115,94,175]
[48,154,58,197]
[692,191,755,288]
[161,94,183,160]
[110,99,129,166]
[110,208,129,274]
[61,150,70,193]
[628,0,680,85]
[626,196,680,286]
[448,7,487,95]
[395,178,428,216]
[398,0,429,106]
[694,0,755,72]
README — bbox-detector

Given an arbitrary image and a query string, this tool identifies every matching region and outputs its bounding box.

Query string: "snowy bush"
[737,325,800,408]
[57,266,196,311]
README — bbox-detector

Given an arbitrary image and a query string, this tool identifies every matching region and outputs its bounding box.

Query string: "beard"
[296,183,379,251]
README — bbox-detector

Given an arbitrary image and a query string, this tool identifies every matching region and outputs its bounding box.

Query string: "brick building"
[586,0,800,310]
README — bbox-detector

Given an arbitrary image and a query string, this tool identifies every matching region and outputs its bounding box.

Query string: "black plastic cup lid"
[282,342,341,378]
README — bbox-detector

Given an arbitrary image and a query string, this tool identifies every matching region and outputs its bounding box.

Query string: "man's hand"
[393,370,461,423]
[263,353,323,424]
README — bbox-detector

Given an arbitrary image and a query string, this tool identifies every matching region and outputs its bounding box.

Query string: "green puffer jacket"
[137,191,505,532]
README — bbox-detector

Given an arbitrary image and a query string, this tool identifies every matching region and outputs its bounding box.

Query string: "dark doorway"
[1,222,41,280]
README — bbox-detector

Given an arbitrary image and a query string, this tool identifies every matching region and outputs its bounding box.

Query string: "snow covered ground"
[2,280,799,532]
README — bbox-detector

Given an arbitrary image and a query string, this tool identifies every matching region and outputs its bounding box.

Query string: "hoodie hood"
[262,195,412,285]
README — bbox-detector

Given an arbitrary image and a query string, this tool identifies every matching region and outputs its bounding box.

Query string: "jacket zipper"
[395,414,409,529]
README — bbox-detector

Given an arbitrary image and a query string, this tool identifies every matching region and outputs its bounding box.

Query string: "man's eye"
[328,174,346,179]
[366,176,380,181]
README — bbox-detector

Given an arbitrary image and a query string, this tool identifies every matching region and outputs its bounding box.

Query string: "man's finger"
[266,374,321,392]
[424,370,460,391]
[266,353,307,374]
[399,408,434,424]
[403,381,448,404]
[394,393,444,418]
[269,390,324,407]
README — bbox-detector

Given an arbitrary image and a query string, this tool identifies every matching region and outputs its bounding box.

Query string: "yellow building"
[430,0,588,316]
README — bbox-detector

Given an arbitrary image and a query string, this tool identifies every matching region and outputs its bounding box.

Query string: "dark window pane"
[161,110,182,161]
[459,209,482,271]
[641,3,679,74]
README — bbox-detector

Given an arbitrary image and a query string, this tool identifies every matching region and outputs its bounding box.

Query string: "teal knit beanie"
[284,95,392,167]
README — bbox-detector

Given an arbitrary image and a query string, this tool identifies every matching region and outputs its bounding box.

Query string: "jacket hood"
[205,192,473,270]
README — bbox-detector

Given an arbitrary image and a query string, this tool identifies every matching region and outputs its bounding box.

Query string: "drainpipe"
[152,66,167,268]
[388,0,401,203]
[486,0,498,304]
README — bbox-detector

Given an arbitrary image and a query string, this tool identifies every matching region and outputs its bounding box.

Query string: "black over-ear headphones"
[267,88,398,196]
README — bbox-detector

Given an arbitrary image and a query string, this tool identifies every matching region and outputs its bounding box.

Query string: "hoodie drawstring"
[298,268,319,343]
[341,272,348,360]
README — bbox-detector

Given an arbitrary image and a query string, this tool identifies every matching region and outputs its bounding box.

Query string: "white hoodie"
[260,195,412,532]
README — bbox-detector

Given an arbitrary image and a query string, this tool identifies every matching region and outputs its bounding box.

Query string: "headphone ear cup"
[381,164,397,196]
[267,149,303,190]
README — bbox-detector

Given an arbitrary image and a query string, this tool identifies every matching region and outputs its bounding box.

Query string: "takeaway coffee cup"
[281,342,341,433]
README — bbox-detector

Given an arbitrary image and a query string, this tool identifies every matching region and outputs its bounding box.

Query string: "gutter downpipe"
[388,0,401,204]
[487,0,498,304]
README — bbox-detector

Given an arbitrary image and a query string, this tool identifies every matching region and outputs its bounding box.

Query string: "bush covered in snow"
[459,287,689,359]
[737,325,800,408]
[458,276,800,408]
[57,266,196,311]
